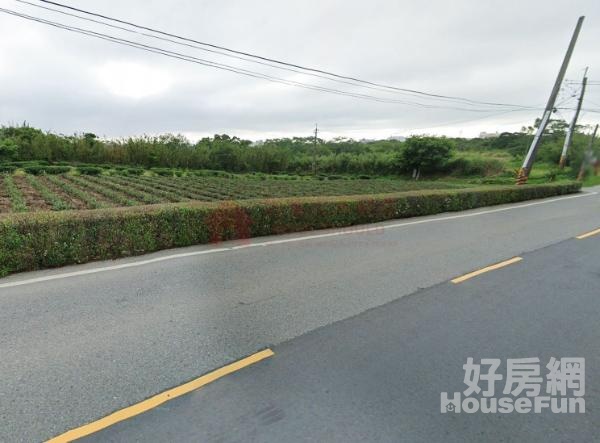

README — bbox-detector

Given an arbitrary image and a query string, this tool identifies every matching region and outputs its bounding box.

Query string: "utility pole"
[559,67,588,169]
[577,124,598,181]
[516,16,585,185]
[312,123,318,176]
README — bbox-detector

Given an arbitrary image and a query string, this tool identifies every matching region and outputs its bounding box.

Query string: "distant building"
[479,131,499,139]
[359,136,406,143]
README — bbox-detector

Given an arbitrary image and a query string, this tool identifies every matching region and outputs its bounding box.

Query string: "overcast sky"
[1,0,599,141]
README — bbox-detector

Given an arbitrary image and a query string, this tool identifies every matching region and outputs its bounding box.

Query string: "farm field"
[0,173,470,214]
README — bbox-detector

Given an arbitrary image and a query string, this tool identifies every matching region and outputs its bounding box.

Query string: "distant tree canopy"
[0,138,18,161]
[399,136,454,175]
[0,125,405,175]
[0,119,596,176]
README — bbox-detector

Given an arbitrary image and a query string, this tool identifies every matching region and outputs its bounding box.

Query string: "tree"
[0,138,18,161]
[399,136,454,177]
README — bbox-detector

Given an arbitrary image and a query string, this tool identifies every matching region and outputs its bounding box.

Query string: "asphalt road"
[1,187,599,442]
[86,231,600,443]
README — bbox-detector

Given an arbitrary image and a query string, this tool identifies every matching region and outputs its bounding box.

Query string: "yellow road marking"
[576,228,600,240]
[451,257,523,284]
[46,348,274,443]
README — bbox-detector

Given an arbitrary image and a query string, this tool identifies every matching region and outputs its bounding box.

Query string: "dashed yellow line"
[46,348,274,443]
[451,257,523,284]
[576,228,600,240]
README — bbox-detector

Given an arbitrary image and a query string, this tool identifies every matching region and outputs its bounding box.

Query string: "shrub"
[151,168,176,176]
[0,165,17,173]
[113,168,144,176]
[0,139,18,161]
[9,160,50,166]
[399,136,455,175]
[127,168,144,175]
[448,156,505,177]
[77,166,103,175]
[23,166,71,175]
[0,182,581,277]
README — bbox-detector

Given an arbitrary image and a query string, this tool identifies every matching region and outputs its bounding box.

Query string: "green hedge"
[77,166,103,175]
[0,182,581,277]
[23,165,72,175]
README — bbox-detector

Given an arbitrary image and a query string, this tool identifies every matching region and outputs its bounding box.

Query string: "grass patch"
[583,175,600,187]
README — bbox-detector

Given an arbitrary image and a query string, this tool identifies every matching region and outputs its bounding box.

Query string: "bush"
[0,139,18,161]
[448,156,505,177]
[23,166,71,175]
[6,160,50,167]
[0,165,17,173]
[0,182,581,277]
[125,168,144,176]
[77,166,103,175]
[399,136,455,175]
[150,168,174,176]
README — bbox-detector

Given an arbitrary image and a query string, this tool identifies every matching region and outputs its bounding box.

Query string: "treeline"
[0,126,403,175]
[455,119,594,166]
[0,121,594,176]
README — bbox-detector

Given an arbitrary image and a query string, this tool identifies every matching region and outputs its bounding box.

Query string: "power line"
[26,0,537,110]
[14,0,534,109]
[565,80,600,86]
[0,7,532,113]
[398,108,538,132]
[4,2,592,138]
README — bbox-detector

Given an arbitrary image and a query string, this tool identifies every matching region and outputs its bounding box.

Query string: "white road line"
[0,191,596,289]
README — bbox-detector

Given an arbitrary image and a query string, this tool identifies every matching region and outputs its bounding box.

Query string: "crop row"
[0,173,469,214]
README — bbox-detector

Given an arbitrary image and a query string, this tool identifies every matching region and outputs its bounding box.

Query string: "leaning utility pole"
[516,16,585,184]
[312,123,318,176]
[577,124,598,180]
[559,68,588,169]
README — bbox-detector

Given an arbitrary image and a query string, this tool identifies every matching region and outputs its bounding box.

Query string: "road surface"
[86,232,600,442]
[0,187,599,442]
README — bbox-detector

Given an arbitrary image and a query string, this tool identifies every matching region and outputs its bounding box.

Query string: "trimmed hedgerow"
[77,166,103,175]
[0,182,581,277]
[23,166,72,175]
[0,165,17,173]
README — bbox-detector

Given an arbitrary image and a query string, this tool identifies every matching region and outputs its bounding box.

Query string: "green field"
[0,173,473,214]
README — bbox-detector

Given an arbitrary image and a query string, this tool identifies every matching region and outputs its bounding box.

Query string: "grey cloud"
[0,0,599,140]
